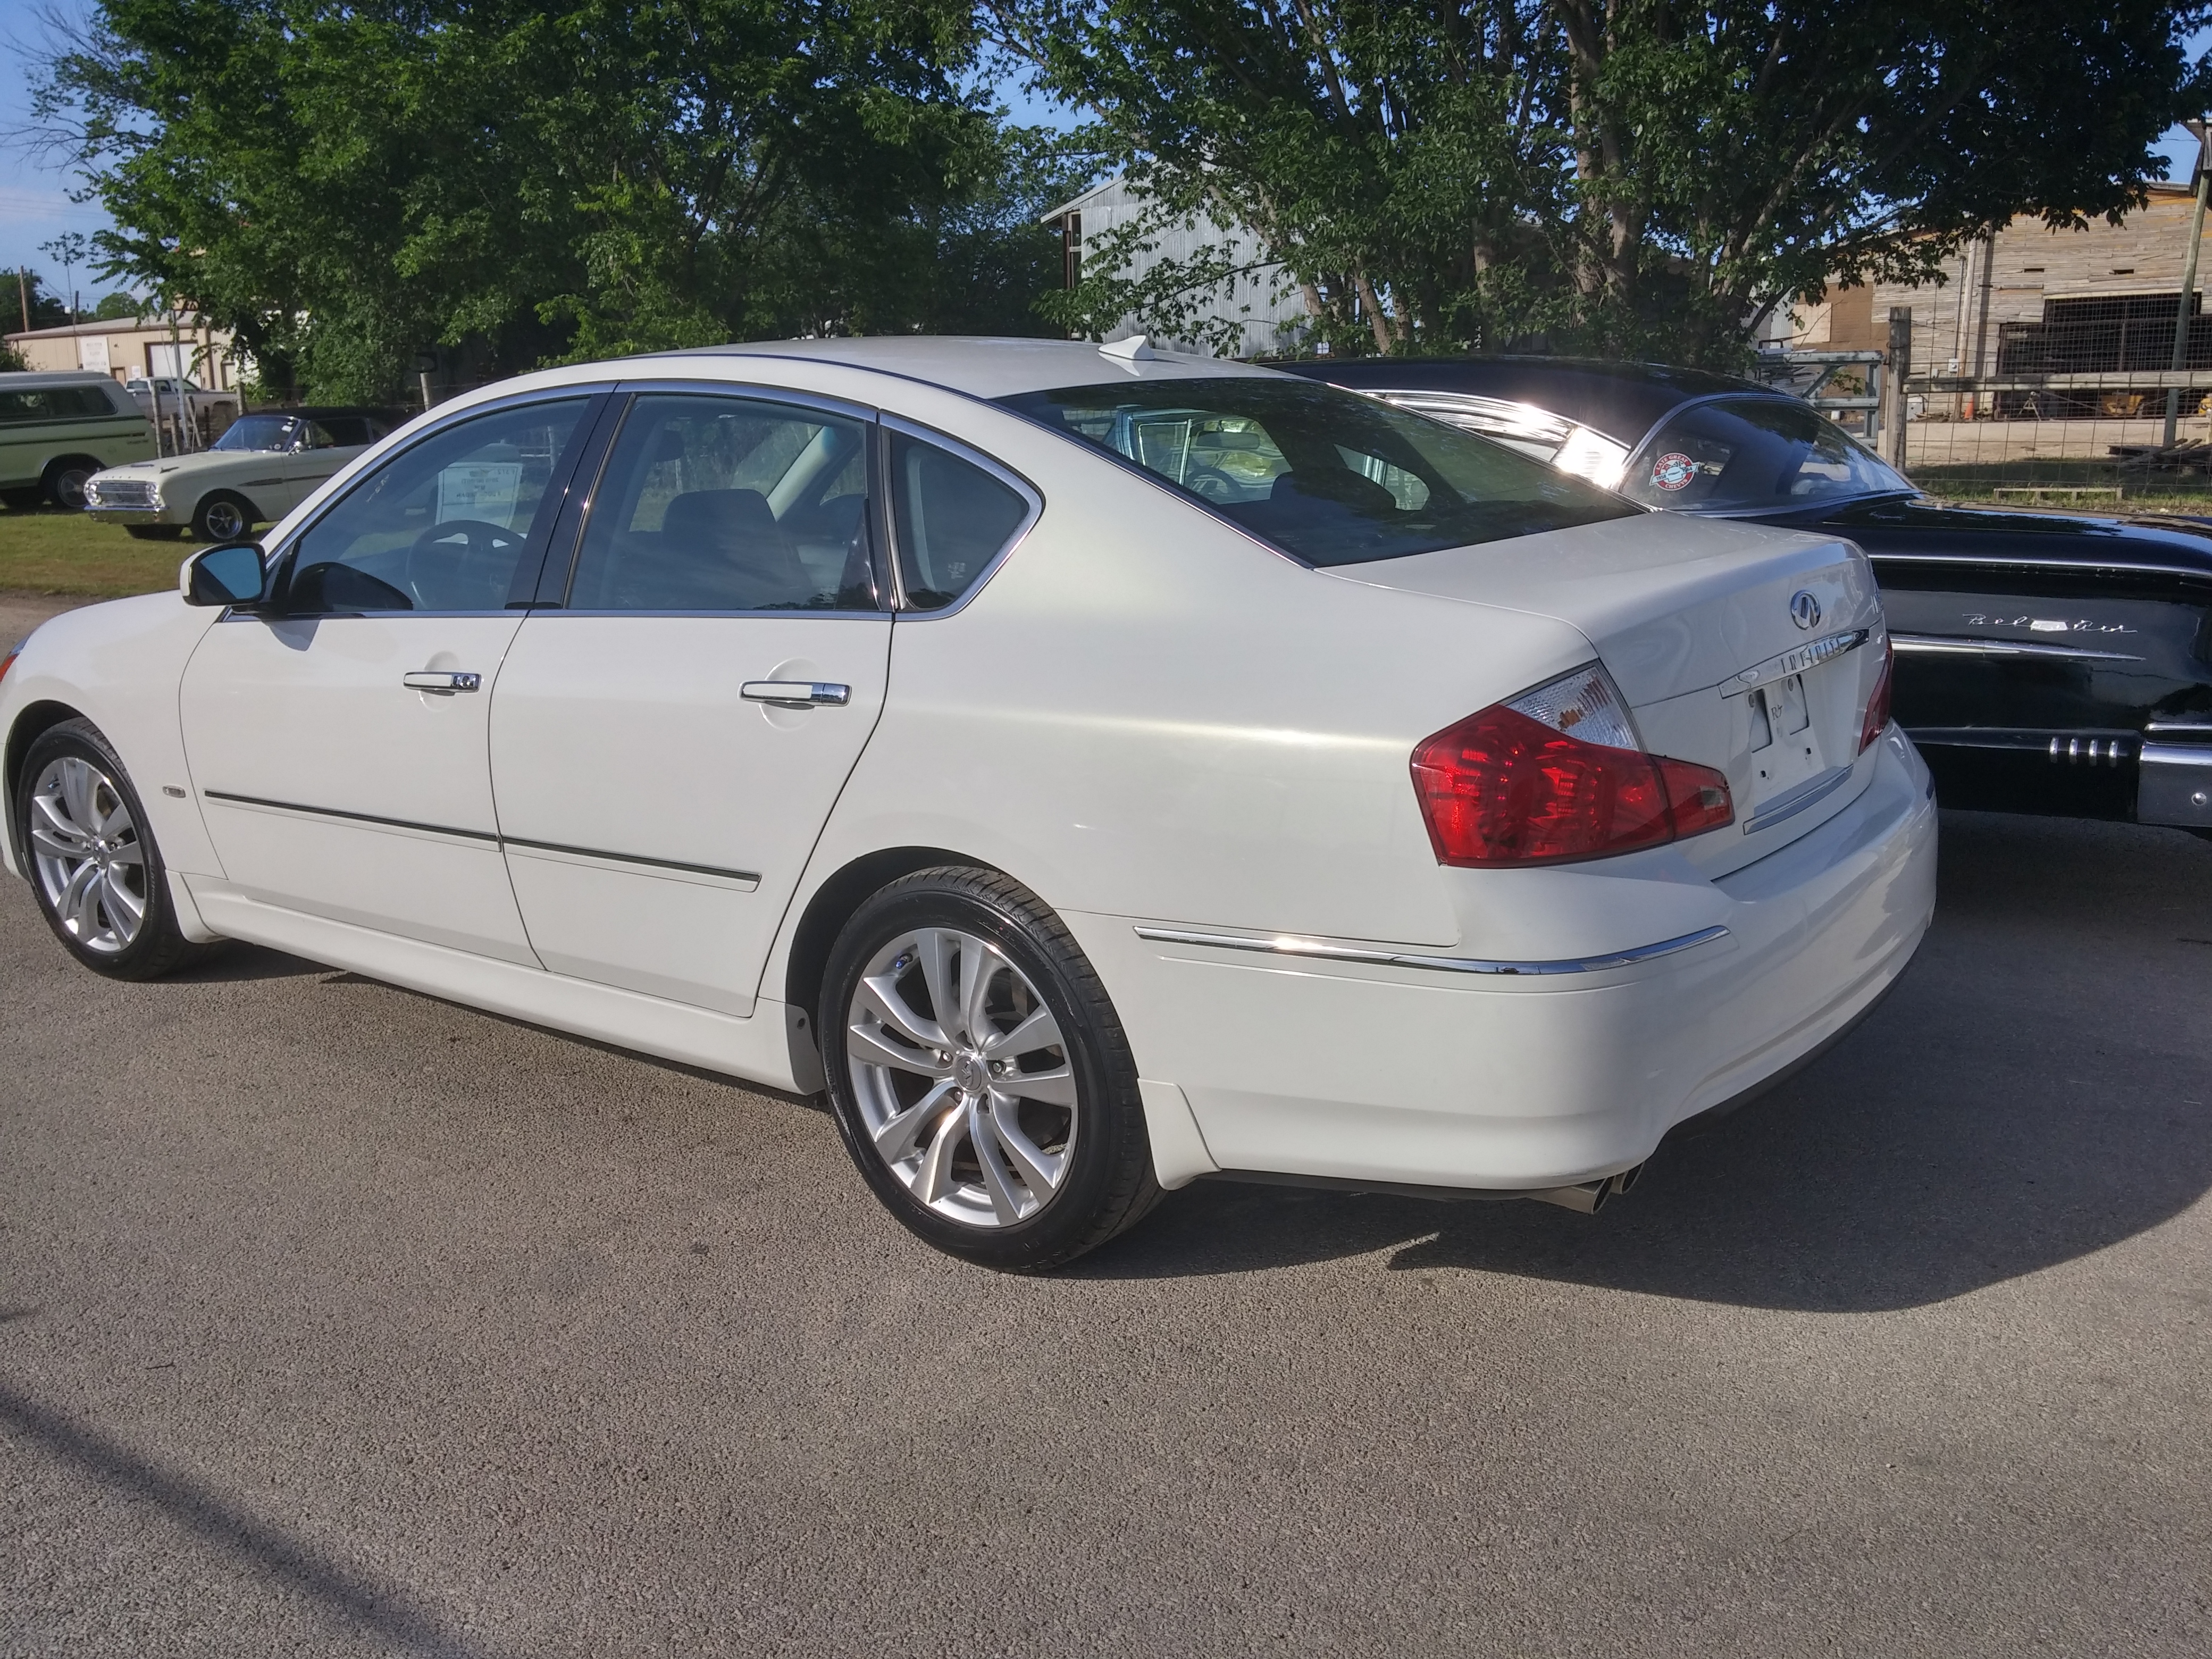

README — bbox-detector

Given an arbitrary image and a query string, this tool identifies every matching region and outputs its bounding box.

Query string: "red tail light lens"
[1411,666,1734,867]
[0,644,19,684]
[1858,634,1894,753]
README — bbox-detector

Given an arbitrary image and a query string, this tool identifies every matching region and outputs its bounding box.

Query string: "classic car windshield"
[212,415,303,453]
[998,376,1637,566]
[1622,396,1908,512]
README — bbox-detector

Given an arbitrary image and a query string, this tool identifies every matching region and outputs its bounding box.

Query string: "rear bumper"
[1070,727,1937,1193]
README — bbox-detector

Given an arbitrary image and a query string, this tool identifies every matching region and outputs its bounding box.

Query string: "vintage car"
[83,406,399,541]
[0,371,157,510]
[1281,357,2212,836]
[2,338,1932,1268]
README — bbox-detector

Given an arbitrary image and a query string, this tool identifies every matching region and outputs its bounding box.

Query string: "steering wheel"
[404,519,524,610]
[1184,465,1242,503]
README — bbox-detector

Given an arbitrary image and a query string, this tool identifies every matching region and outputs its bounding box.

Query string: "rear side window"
[0,386,119,424]
[887,432,1031,610]
[1621,397,1907,512]
[998,376,1633,567]
[565,393,877,613]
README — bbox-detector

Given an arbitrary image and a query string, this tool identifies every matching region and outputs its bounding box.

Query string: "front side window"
[998,376,1636,567]
[282,398,589,614]
[564,393,876,613]
[887,431,1031,610]
[1620,397,1909,512]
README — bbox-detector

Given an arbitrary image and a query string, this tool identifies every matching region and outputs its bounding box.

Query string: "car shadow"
[1077,812,2212,1310]
[169,941,329,983]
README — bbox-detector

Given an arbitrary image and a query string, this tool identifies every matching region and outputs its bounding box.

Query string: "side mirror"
[181,542,269,608]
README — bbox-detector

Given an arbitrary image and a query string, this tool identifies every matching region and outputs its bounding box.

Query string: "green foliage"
[990,0,2209,365]
[91,293,141,321]
[36,2,1095,401]
[2,271,70,335]
[0,343,28,373]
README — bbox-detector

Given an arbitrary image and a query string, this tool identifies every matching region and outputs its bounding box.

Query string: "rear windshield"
[1622,396,1907,512]
[996,376,1637,566]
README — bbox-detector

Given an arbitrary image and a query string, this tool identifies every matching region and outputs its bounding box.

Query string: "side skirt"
[187,878,807,1093]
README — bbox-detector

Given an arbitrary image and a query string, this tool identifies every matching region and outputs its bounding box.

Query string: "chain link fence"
[1878,296,2212,509]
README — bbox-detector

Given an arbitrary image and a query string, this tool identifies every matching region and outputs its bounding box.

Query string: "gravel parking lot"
[3,706,2209,1654]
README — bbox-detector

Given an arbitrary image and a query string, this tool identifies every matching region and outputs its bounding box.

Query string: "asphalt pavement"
[3,739,2209,1654]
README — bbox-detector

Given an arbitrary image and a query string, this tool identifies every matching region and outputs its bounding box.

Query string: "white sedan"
[0,338,1936,1269]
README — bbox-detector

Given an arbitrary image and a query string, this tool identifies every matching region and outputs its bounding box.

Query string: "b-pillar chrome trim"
[1133,923,1731,977]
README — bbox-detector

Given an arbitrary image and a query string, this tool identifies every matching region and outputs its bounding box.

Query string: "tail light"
[1411,665,1733,867]
[1858,634,1894,753]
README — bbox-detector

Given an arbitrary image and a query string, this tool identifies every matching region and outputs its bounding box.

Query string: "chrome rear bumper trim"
[1133,923,1731,977]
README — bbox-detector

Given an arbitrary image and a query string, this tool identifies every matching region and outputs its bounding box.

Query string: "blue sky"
[3,19,2207,305]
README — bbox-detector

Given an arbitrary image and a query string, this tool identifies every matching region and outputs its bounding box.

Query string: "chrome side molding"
[1742,764,1854,834]
[1133,923,1730,977]
[1890,632,2143,663]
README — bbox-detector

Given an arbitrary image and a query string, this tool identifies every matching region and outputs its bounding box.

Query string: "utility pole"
[16,268,28,334]
[1884,307,1913,471]
[2164,118,2212,451]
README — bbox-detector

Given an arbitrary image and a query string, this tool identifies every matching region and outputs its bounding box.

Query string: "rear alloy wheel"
[192,493,255,542]
[18,719,209,979]
[43,459,96,510]
[820,867,1160,1270]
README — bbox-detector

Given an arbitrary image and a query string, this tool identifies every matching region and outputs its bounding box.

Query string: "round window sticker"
[1649,451,1698,491]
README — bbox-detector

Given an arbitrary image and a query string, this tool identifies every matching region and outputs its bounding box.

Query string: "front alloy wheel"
[18,718,209,979]
[820,867,1160,1269]
[30,754,149,955]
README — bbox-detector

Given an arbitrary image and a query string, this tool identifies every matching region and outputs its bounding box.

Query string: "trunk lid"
[1333,512,1888,872]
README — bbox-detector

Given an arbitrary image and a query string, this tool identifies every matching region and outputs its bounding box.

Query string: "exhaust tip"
[1526,1163,1644,1214]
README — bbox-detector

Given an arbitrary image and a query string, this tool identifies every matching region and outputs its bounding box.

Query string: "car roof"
[658,336,1284,401]
[0,370,129,389]
[1271,355,1778,445]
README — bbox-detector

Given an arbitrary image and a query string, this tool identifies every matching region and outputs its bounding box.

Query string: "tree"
[2,270,71,336]
[92,292,140,321]
[991,0,2210,364]
[30,1,1091,401]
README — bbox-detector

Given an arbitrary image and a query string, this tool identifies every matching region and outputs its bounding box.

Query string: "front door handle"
[403,670,481,694]
[741,681,850,707]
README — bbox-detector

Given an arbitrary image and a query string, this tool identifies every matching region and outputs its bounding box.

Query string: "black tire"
[125,524,186,541]
[42,458,99,511]
[16,718,211,980]
[191,492,256,542]
[819,866,1161,1271]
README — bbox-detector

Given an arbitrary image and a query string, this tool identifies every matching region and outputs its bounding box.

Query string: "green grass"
[1911,457,2212,512]
[0,505,190,599]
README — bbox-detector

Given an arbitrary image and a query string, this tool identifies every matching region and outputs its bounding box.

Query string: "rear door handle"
[403,670,481,693]
[741,681,850,707]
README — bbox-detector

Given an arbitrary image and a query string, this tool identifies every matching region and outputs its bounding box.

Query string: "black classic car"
[1278,356,2212,835]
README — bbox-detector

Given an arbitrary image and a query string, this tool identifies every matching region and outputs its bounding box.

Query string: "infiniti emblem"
[1789,590,1821,631]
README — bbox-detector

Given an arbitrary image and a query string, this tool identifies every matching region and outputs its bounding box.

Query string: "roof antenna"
[1099,333,1157,361]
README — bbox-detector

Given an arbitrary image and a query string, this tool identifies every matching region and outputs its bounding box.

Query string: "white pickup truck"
[124,376,245,449]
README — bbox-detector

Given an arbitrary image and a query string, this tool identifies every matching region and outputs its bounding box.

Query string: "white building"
[1041,177,1311,358]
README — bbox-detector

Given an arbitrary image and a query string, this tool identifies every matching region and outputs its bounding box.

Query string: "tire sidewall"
[819,873,1143,1269]
[195,495,250,541]
[18,721,183,978]
[45,461,94,510]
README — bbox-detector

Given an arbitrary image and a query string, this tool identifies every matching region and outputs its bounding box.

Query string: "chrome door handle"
[403,670,481,693]
[741,681,850,707]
